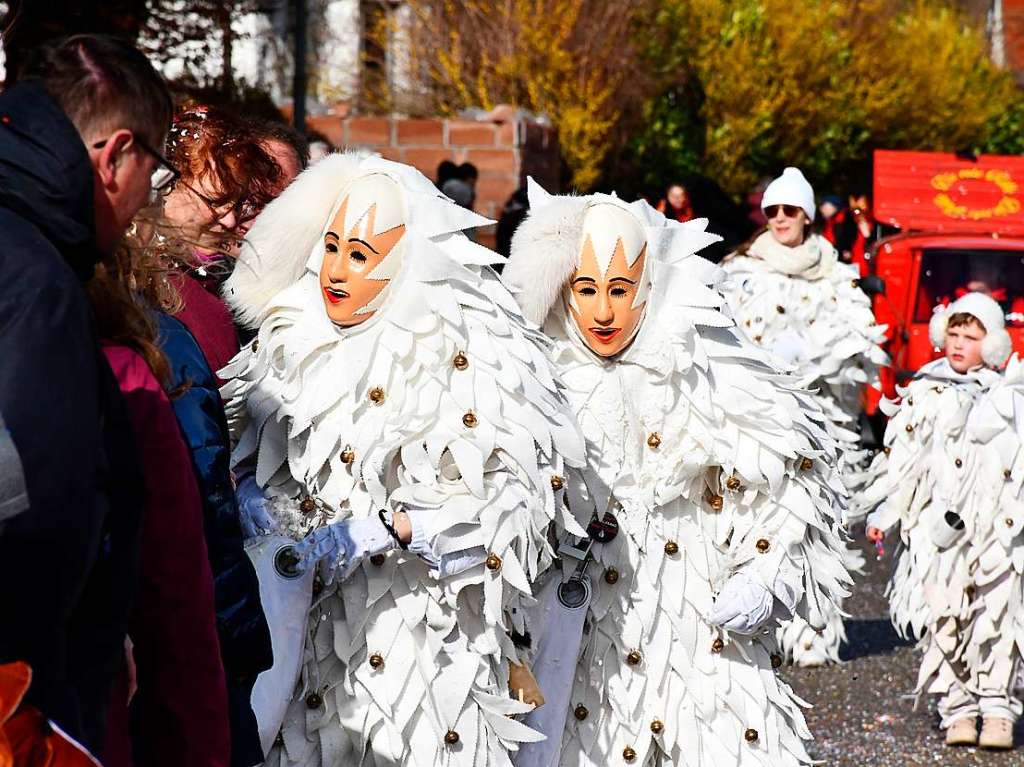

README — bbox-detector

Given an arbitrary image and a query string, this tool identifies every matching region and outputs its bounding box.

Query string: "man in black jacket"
[0,35,172,751]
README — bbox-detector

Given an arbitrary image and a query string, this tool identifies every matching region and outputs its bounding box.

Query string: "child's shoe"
[945,717,978,746]
[979,717,1014,750]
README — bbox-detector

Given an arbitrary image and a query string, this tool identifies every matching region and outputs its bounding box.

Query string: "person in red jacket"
[87,254,230,767]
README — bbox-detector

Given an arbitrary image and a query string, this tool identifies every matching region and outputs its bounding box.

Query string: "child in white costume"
[219,154,587,766]
[858,292,1020,750]
[720,168,887,666]
[502,182,852,767]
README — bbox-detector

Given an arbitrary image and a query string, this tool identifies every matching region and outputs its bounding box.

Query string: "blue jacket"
[155,312,271,765]
[0,82,144,750]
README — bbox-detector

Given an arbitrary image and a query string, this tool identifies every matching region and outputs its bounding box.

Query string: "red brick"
[396,118,445,145]
[465,149,516,174]
[447,120,498,147]
[402,148,457,178]
[376,146,403,162]
[475,175,518,205]
[306,115,345,148]
[496,121,518,147]
[347,117,392,146]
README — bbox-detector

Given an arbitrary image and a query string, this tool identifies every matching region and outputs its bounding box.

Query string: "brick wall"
[307,107,559,247]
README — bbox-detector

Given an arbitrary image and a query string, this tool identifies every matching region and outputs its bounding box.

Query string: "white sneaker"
[945,717,978,746]
[979,717,1014,750]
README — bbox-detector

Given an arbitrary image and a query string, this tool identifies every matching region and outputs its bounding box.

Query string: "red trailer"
[867,150,1024,402]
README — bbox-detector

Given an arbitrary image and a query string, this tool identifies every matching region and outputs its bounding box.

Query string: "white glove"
[236,475,278,539]
[293,516,396,582]
[708,570,775,635]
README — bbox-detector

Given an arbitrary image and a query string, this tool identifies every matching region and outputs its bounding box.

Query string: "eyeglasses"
[94,132,259,232]
[92,134,180,193]
[764,204,803,219]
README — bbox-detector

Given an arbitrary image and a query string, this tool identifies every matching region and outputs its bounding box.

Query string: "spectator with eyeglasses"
[0,34,172,753]
[719,168,888,668]
[143,105,290,379]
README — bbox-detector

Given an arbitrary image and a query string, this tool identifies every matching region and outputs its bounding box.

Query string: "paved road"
[781,537,1024,766]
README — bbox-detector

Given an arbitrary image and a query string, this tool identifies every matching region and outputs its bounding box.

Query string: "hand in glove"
[236,475,279,539]
[293,515,399,581]
[708,570,775,635]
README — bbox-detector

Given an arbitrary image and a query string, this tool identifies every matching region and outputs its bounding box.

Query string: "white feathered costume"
[854,293,1022,727]
[720,231,886,665]
[219,154,586,766]
[502,184,852,766]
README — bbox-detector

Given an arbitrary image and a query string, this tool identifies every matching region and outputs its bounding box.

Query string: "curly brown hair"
[167,105,284,225]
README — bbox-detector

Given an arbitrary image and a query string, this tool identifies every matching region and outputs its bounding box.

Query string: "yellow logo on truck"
[932,168,1021,220]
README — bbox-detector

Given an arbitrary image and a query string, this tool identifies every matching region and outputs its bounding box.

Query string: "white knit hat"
[761,167,816,222]
[928,291,1012,368]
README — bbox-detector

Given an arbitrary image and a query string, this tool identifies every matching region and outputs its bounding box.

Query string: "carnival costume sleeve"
[219,154,586,767]
[503,183,852,767]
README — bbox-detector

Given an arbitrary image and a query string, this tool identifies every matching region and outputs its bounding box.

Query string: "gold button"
[711,637,724,653]
[955,458,962,468]
[756,538,770,553]
[305,692,322,709]
[550,474,564,491]
[905,424,914,433]
[745,728,759,743]
[908,397,914,406]
[709,495,723,512]
[884,447,891,456]
[771,653,783,669]
[369,387,385,404]
[485,553,502,571]
[574,704,589,721]
[664,540,679,556]
[444,730,460,745]
[623,746,636,762]
[604,567,620,585]
[1006,518,1015,527]
[369,653,384,670]
[251,339,259,353]
[626,650,642,666]
[453,352,469,371]
[775,304,785,314]
[851,279,859,289]
[1005,469,1013,481]
[463,412,478,428]
[726,476,741,491]
[800,457,813,471]
[300,497,316,514]
[340,447,355,464]
[754,335,763,343]
[370,554,386,566]
[650,719,664,734]
[647,432,661,449]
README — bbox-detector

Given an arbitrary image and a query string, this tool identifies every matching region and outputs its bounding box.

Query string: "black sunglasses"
[764,204,804,219]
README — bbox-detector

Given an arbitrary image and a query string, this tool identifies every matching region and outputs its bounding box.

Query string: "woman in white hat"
[721,167,888,666]
[856,292,1021,750]
[503,181,851,766]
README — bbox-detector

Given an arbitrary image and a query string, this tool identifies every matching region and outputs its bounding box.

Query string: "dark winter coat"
[0,82,144,750]
[155,312,272,767]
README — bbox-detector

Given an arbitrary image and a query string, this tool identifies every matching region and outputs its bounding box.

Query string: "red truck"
[866,149,1024,404]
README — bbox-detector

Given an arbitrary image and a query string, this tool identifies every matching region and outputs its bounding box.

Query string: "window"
[914,248,1024,327]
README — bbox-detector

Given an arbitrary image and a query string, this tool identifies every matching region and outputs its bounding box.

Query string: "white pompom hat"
[928,291,1012,368]
[761,167,816,222]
